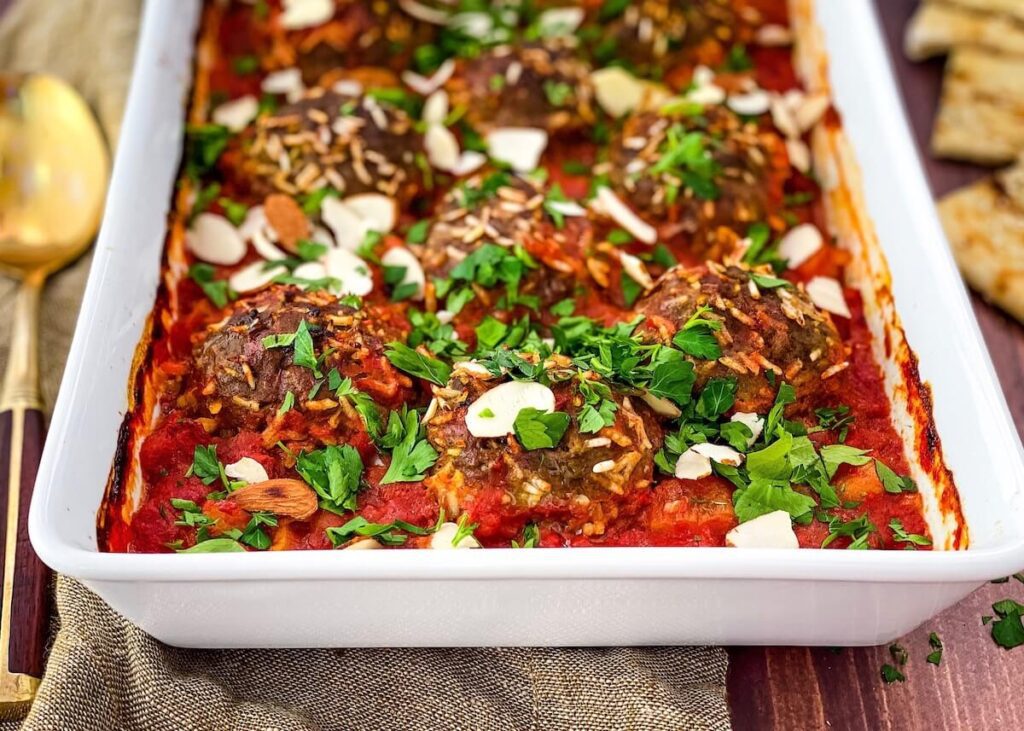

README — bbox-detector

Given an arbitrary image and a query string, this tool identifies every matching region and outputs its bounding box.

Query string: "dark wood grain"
[727,1,1024,728]
[0,408,50,679]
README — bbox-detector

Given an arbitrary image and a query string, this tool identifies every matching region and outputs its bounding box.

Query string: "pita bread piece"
[905,2,1024,60]
[932,48,1024,165]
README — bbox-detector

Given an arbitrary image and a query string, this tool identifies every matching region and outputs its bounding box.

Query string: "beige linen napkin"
[0,2,731,729]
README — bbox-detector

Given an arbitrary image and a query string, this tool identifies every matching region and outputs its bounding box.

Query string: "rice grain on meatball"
[636,262,847,413]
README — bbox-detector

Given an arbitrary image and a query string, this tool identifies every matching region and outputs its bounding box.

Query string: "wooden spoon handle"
[0,406,48,708]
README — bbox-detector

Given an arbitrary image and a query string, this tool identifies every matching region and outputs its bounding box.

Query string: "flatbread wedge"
[938,159,1024,323]
[941,0,1024,25]
[905,2,1024,60]
[932,48,1024,165]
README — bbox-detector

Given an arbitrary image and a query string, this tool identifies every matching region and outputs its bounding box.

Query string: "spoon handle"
[0,278,50,712]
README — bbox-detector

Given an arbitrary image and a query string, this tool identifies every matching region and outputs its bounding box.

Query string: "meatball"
[445,43,594,133]
[277,1,438,84]
[189,287,414,437]
[422,173,592,326]
[608,105,789,260]
[585,0,758,73]
[636,262,847,413]
[424,365,663,541]
[232,90,422,204]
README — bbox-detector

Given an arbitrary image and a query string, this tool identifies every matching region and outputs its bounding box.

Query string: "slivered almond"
[264,194,310,252]
[228,479,318,520]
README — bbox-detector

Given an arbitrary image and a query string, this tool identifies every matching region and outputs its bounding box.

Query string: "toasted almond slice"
[252,225,290,261]
[730,412,764,447]
[596,187,657,244]
[264,193,310,252]
[727,90,771,116]
[619,251,655,290]
[770,93,799,138]
[786,138,811,174]
[778,223,823,269]
[450,150,487,177]
[399,0,450,25]
[344,193,398,233]
[321,196,364,250]
[486,127,549,172]
[229,261,280,294]
[641,392,682,418]
[425,123,461,171]
[187,213,247,265]
[687,83,726,106]
[422,89,450,125]
[430,521,482,549]
[228,478,318,520]
[794,92,830,133]
[344,538,383,550]
[674,448,712,480]
[537,7,585,37]
[726,510,799,548]
[756,24,793,46]
[261,68,304,100]
[332,79,364,96]
[465,381,556,438]
[324,247,374,296]
[281,0,334,30]
[212,95,259,132]
[449,12,492,39]
[380,246,426,300]
[691,442,744,467]
[293,261,328,281]
[806,276,851,318]
[403,59,456,96]
[590,67,647,118]
[224,457,270,485]
[546,199,587,217]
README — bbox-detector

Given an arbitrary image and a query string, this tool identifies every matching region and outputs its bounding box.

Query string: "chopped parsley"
[185,445,229,490]
[875,461,917,494]
[380,407,439,484]
[184,123,230,180]
[991,598,1024,649]
[452,513,479,547]
[926,632,943,665]
[385,342,453,386]
[295,445,364,514]
[889,518,931,548]
[326,514,441,547]
[177,538,246,554]
[261,320,319,373]
[513,408,570,450]
[512,523,540,548]
[649,127,720,201]
[188,263,234,308]
[673,306,723,360]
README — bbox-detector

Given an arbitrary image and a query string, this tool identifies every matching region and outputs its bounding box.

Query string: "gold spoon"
[0,73,108,714]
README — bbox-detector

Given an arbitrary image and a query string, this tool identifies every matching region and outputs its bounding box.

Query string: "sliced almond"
[425,124,461,171]
[448,12,492,40]
[252,225,290,261]
[590,67,648,118]
[674,448,712,480]
[422,89,450,125]
[794,92,830,134]
[212,95,259,132]
[786,138,811,174]
[486,127,549,172]
[595,187,657,244]
[293,261,328,281]
[321,196,364,250]
[380,246,426,300]
[187,213,247,265]
[280,0,334,30]
[264,193,310,252]
[641,392,682,418]
[726,510,799,548]
[430,521,482,549]
[332,79,364,96]
[450,150,487,177]
[224,457,270,485]
[229,478,318,520]
[324,247,374,296]
[229,260,280,294]
[344,193,398,233]
[806,276,851,318]
[344,538,383,550]
[403,59,456,97]
[465,381,556,438]
[691,442,744,467]
[687,83,726,106]
[778,223,823,269]
[399,0,450,25]
[619,251,655,290]
[756,24,794,47]
[261,68,305,101]
[546,199,587,218]
[727,90,771,116]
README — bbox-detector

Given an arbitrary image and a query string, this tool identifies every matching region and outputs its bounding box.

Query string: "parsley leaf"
[177,538,246,553]
[889,518,931,548]
[875,460,917,494]
[513,408,570,450]
[991,599,1024,649]
[188,263,234,308]
[385,342,452,386]
[673,306,722,360]
[294,445,364,514]
[186,445,229,489]
[380,408,439,484]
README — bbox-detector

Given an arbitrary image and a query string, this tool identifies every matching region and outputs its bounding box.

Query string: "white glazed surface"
[27,0,1024,647]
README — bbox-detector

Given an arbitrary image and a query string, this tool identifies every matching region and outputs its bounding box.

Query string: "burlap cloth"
[0,2,732,729]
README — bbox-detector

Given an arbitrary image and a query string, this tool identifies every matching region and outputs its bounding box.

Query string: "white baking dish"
[27,0,1024,647]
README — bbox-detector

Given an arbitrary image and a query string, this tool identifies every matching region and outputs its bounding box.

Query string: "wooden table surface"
[727,1,1024,729]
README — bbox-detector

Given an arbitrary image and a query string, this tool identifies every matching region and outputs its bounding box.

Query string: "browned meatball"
[232,90,422,204]
[636,263,848,414]
[608,105,789,260]
[422,173,592,323]
[424,365,663,540]
[189,287,414,436]
[281,1,438,84]
[445,43,595,133]
[586,0,758,73]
